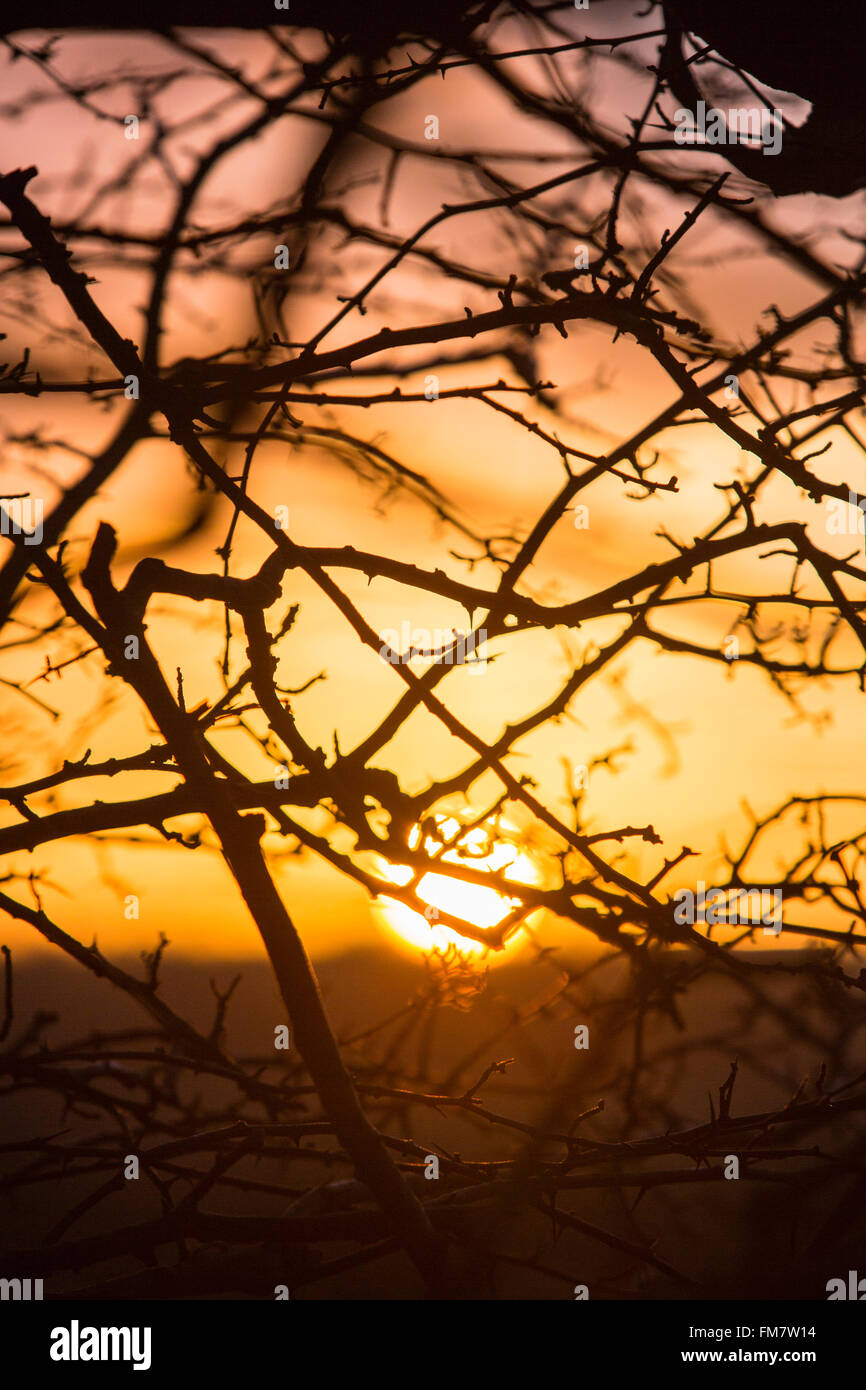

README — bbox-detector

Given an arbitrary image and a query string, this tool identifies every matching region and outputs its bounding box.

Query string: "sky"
[0,9,864,965]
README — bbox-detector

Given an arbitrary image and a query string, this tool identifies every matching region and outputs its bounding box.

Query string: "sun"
[374,816,538,956]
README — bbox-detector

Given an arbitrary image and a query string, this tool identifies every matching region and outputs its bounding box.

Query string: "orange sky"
[1,18,864,964]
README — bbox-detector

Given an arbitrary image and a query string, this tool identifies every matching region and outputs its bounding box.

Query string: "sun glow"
[375,817,539,956]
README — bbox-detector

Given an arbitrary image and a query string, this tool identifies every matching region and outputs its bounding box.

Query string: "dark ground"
[1,941,864,1299]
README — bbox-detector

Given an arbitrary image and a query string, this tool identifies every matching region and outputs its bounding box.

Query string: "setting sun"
[375,817,539,955]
